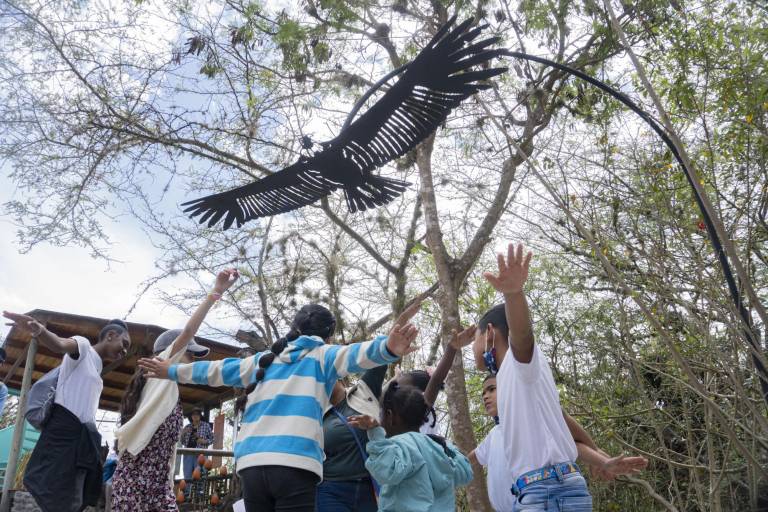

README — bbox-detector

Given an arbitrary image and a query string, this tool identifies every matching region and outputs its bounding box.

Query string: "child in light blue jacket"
[349,382,473,512]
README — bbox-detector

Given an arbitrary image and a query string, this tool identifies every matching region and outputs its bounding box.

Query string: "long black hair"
[397,370,438,427]
[235,304,336,415]
[381,382,448,454]
[119,328,177,425]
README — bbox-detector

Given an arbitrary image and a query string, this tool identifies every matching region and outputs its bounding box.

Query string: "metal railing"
[174,447,235,509]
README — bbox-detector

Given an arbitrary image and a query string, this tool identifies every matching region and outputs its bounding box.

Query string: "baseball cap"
[153,329,210,358]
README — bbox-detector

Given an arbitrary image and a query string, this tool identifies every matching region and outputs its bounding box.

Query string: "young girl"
[139,301,421,512]
[348,382,473,512]
[110,268,237,512]
[474,243,647,511]
[3,311,131,512]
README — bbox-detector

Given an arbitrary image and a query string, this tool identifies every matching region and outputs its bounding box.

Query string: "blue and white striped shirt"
[168,334,397,478]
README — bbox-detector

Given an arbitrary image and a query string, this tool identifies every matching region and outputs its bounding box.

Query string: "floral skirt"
[111,401,183,512]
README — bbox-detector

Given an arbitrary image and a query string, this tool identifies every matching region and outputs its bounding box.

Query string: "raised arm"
[166,269,239,357]
[423,325,475,405]
[3,311,79,355]
[325,301,421,381]
[482,243,535,364]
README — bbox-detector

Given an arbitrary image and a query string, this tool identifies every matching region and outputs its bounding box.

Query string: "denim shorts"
[512,473,592,511]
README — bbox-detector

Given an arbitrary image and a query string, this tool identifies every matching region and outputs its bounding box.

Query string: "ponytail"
[426,433,451,456]
[382,382,448,453]
[234,329,301,416]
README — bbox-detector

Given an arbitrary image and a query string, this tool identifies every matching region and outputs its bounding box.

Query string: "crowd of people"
[2,242,647,512]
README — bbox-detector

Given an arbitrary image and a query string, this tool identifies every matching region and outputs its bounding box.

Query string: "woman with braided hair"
[347,382,473,512]
[111,268,238,512]
[139,301,422,512]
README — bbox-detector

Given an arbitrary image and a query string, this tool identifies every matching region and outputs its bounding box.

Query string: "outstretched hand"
[347,415,379,431]
[601,454,649,478]
[448,324,476,350]
[3,311,44,337]
[137,357,172,379]
[386,300,422,357]
[483,243,532,295]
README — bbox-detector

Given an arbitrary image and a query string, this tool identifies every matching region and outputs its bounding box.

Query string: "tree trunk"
[416,135,493,511]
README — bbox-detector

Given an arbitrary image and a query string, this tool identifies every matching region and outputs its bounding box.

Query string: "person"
[139,301,422,512]
[393,325,476,435]
[180,406,214,494]
[470,374,648,511]
[2,311,131,512]
[347,382,473,512]
[111,268,238,512]
[473,243,648,511]
[0,347,8,417]
[317,365,387,512]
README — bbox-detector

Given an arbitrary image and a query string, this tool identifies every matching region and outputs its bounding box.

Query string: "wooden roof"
[1,310,243,413]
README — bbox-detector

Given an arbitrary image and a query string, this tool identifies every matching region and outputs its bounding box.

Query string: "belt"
[511,462,581,496]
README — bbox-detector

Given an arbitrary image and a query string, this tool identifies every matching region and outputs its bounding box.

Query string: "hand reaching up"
[448,325,476,350]
[483,243,532,296]
[212,268,239,294]
[386,300,422,357]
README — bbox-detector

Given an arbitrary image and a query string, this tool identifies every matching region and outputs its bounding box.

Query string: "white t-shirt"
[475,425,515,512]
[496,344,577,480]
[54,336,103,424]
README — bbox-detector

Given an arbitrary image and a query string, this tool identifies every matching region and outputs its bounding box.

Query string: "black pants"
[240,465,319,512]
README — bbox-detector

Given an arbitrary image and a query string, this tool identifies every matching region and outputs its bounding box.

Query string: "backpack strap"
[331,407,380,497]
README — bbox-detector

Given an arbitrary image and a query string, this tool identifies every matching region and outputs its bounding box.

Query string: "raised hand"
[347,414,380,431]
[3,311,44,337]
[482,243,533,296]
[137,357,172,379]
[387,323,419,357]
[212,268,239,294]
[448,324,476,350]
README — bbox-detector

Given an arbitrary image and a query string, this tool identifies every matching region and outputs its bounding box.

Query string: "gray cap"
[153,329,210,358]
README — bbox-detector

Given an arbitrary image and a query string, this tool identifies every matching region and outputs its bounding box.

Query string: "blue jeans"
[316,479,378,512]
[512,473,592,511]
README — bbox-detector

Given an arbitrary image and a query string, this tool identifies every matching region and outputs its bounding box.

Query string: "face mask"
[483,347,498,375]
[482,326,498,375]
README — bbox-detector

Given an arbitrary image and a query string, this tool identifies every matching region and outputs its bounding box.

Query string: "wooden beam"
[0,338,38,512]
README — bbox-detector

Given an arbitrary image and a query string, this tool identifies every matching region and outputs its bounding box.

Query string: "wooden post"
[0,337,38,512]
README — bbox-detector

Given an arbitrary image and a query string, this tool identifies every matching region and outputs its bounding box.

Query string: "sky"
[0,169,206,337]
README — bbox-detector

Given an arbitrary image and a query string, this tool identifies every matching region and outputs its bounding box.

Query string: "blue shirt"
[168,334,398,478]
